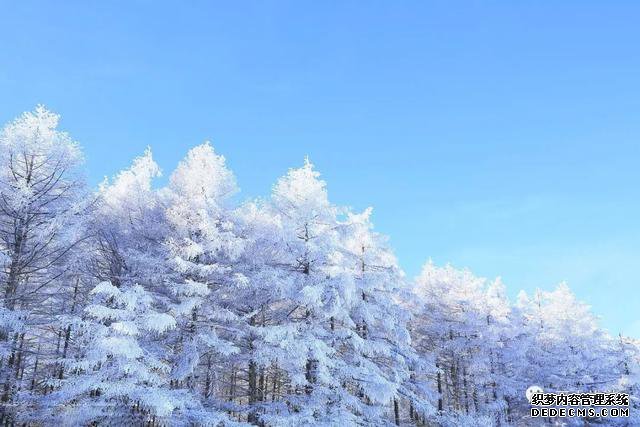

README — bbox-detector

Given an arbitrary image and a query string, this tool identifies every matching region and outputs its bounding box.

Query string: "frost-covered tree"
[28,281,211,426]
[162,142,242,413]
[255,158,353,425]
[340,208,428,425]
[251,159,420,425]
[480,278,527,424]
[518,284,607,393]
[611,334,640,425]
[411,263,526,426]
[226,199,295,423]
[515,284,625,425]
[0,107,89,422]
[94,147,166,287]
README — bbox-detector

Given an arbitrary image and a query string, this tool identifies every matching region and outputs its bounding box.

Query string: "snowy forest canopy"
[0,106,637,426]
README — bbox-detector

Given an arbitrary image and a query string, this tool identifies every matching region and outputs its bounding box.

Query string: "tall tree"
[162,142,242,415]
[411,262,518,426]
[260,158,349,424]
[341,207,428,425]
[0,107,89,422]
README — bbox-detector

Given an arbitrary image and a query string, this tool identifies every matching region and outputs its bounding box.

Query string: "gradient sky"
[1,1,639,337]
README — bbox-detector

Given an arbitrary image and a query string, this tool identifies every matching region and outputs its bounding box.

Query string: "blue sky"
[1,1,639,337]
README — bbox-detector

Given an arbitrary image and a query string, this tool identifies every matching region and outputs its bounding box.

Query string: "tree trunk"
[393,398,400,426]
[248,360,258,423]
[436,362,443,412]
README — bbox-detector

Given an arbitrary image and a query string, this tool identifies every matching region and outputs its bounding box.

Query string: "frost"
[0,106,635,426]
[142,313,176,333]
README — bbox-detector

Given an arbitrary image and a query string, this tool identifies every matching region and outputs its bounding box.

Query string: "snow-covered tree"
[411,262,526,426]
[252,158,352,425]
[480,278,528,425]
[515,283,626,425]
[340,207,429,425]
[94,147,166,287]
[226,199,294,423]
[162,142,242,414]
[251,159,421,425]
[611,334,640,425]
[0,106,89,423]
[28,281,215,425]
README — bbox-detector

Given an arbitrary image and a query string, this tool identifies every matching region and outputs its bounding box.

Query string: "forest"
[0,106,638,426]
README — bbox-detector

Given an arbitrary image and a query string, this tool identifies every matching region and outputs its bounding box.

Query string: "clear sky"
[1,1,639,337]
